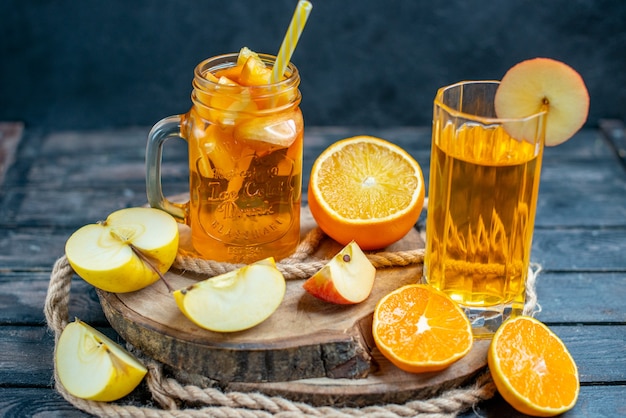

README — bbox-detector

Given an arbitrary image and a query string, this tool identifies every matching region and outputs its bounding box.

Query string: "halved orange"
[372,284,473,373]
[488,316,579,416]
[308,136,425,250]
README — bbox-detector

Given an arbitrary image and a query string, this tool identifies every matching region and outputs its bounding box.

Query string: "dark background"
[1,0,624,131]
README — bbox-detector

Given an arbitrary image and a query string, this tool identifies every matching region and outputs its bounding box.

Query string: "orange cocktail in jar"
[186,52,303,263]
[147,50,303,264]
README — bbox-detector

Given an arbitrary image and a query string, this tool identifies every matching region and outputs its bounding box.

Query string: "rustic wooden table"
[1,121,625,416]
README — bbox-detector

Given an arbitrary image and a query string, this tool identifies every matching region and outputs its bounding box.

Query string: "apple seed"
[127,243,174,292]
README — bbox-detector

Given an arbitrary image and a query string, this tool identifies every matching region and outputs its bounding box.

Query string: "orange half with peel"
[488,316,579,416]
[308,136,425,250]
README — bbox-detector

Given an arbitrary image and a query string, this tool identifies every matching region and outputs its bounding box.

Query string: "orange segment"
[488,316,579,416]
[239,55,273,86]
[236,46,260,66]
[213,64,245,82]
[194,71,257,125]
[372,284,473,373]
[308,136,425,250]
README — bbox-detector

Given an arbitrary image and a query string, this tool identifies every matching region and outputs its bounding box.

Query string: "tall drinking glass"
[424,81,547,337]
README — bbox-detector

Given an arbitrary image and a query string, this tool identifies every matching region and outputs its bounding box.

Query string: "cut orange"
[372,284,473,373]
[239,55,273,86]
[488,316,579,417]
[308,136,425,250]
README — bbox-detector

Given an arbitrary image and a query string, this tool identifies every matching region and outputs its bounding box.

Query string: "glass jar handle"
[145,115,188,223]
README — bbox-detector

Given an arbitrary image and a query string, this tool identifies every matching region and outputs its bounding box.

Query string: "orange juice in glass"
[146,52,303,264]
[424,81,547,337]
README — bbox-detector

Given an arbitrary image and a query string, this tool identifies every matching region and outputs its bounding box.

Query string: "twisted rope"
[44,227,541,417]
[173,227,425,280]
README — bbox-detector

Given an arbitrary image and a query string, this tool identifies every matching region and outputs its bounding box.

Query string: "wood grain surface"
[1,124,625,416]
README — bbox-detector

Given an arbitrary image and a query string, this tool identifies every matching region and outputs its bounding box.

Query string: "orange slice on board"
[372,284,473,373]
[308,136,425,250]
[488,316,579,416]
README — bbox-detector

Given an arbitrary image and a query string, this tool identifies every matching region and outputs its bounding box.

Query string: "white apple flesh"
[495,57,590,146]
[303,241,376,304]
[55,319,147,402]
[173,257,286,332]
[65,207,179,293]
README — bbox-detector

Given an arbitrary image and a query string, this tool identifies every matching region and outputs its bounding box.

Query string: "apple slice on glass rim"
[495,57,590,146]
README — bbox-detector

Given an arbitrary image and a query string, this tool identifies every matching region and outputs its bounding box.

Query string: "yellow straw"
[271,0,313,83]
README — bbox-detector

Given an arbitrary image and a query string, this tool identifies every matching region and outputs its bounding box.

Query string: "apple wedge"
[55,318,147,402]
[173,257,286,332]
[303,241,376,304]
[234,110,303,151]
[494,57,589,146]
[65,207,179,293]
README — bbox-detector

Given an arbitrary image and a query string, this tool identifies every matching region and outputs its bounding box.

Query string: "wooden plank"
[0,272,106,325]
[0,384,623,418]
[5,166,626,228]
[552,325,626,384]
[531,228,626,272]
[0,227,75,269]
[2,188,151,227]
[0,122,23,187]
[0,388,92,418]
[10,127,611,191]
[536,181,626,227]
[0,326,57,386]
[39,128,156,155]
[4,129,624,230]
[462,385,626,418]
[542,129,618,161]
[1,322,624,415]
[2,270,621,328]
[1,324,622,388]
[2,226,624,272]
[535,272,626,324]
[0,326,119,387]
[600,119,626,169]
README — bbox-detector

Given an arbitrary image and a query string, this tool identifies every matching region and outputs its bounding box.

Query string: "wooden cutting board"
[97,206,489,406]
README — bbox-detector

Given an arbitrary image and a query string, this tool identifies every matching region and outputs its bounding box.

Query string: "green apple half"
[303,240,376,304]
[55,319,147,402]
[65,207,179,293]
[173,257,286,332]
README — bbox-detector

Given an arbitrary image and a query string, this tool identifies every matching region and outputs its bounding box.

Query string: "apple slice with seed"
[303,241,376,304]
[495,57,590,146]
[65,207,179,293]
